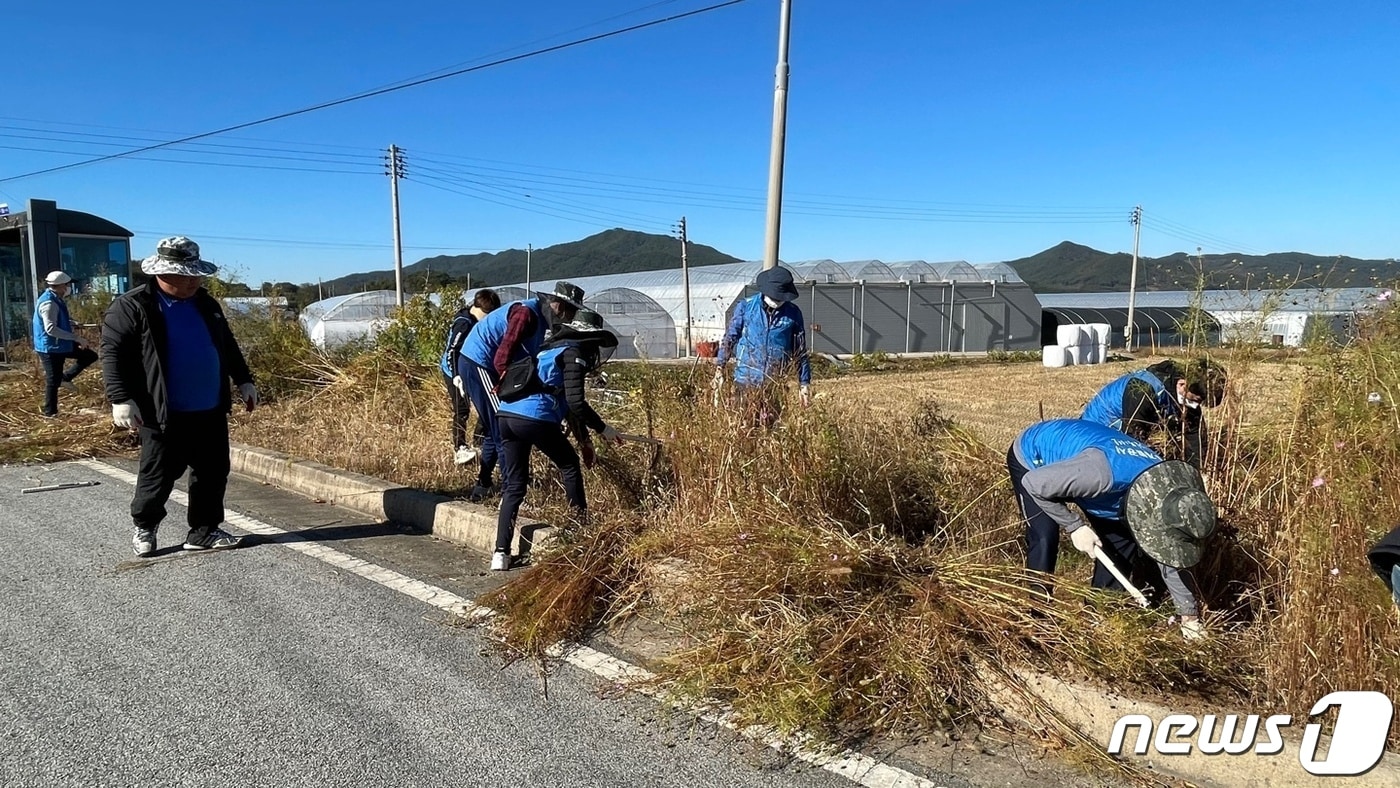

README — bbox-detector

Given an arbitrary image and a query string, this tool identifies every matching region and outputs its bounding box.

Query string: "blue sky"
[4,0,1398,286]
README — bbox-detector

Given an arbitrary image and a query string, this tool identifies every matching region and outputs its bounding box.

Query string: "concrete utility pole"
[386,145,407,307]
[761,0,793,271]
[1125,205,1142,351]
[676,216,693,356]
[526,243,532,294]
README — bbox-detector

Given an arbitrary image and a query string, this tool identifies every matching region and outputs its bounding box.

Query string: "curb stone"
[228,442,1400,787]
[228,442,553,558]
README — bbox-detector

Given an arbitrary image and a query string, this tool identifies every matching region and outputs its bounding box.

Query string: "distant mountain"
[318,229,742,294]
[301,232,1397,302]
[1008,241,1397,293]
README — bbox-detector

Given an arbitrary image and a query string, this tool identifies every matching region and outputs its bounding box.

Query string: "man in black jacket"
[102,237,257,557]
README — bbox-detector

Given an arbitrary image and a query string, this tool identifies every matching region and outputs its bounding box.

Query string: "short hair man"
[32,270,99,417]
[441,288,501,465]
[101,237,257,556]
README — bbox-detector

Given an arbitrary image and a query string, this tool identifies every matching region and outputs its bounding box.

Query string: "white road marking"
[75,458,945,788]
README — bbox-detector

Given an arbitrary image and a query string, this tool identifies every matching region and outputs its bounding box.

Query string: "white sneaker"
[454,446,478,465]
[490,551,510,571]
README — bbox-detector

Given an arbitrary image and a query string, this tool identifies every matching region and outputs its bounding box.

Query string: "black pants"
[1005,445,1142,596]
[441,372,482,449]
[496,414,586,553]
[132,410,231,533]
[39,347,98,416]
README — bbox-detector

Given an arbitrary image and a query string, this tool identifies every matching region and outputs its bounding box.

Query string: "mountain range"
[301,230,1396,299]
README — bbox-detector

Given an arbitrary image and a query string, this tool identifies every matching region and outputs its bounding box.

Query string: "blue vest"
[1081,369,1176,429]
[1018,419,1163,521]
[439,311,477,377]
[32,289,74,354]
[730,294,804,386]
[499,345,574,424]
[463,298,548,370]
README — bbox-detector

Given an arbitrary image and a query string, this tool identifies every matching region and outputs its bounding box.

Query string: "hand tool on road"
[1092,545,1150,608]
[21,481,102,494]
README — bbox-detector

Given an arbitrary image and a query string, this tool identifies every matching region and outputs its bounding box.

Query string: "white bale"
[1056,324,1087,347]
[1042,345,1069,368]
[1088,323,1112,347]
[1083,343,1100,365]
[1065,344,1086,365]
[1098,343,1109,363]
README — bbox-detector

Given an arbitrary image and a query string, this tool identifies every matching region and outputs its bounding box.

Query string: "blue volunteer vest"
[498,345,575,424]
[1081,369,1176,429]
[463,298,548,370]
[1018,419,1163,521]
[32,289,74,354]
[730,294,804,386]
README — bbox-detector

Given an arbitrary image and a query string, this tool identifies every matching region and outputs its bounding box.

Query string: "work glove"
[239,382,259,412]
[799,384,811,408]
[1180,616,1205,641]
[580,439,597,469]
[75,338,90,350]
[600,425,624,445]
[452,375,466,398]
[112,401,143,431]
[1069,525,1102,556]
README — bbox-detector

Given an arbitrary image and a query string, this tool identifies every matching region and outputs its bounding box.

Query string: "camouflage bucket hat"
[1124,460,1217,568]
[141,236,219,277]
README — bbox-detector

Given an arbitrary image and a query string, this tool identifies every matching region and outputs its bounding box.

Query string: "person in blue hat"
[714,266,811,426]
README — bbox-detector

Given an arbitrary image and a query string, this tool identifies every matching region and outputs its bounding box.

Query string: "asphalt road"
[0,460,862,788]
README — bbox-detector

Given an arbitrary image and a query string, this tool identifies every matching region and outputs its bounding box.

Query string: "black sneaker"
[467,482,497,503]
[183,526,242,551]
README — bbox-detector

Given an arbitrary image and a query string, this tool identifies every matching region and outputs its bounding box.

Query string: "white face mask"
[762,295,782,309]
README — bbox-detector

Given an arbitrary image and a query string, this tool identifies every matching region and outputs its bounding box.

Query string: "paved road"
[0,460,862,788]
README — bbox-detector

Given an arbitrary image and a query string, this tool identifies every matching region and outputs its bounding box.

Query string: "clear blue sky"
[4,0,1398,286]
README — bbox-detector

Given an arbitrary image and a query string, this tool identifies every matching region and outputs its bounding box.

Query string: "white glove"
[600,425,623,445]
[1069,525,1102,556]
[239,382,258,412]
[1180,616,1205,641]
[799,384,811,407]
[112,401,143,430]
[452,375,466,398]
[75,338,90,350]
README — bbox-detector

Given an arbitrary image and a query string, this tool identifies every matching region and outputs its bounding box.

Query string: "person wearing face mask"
[32,270,99,418]
[1081,358,1227,467]
[714,266,811,427]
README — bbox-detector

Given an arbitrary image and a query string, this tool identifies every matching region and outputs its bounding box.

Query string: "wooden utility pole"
[1125,205,1142,351]
[386,145,406,307]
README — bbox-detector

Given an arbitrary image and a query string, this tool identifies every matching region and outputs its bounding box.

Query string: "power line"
[0,144,375,176]
[0,0,749,184]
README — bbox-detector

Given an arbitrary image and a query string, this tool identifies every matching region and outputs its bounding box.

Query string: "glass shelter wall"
[59,235,131,295]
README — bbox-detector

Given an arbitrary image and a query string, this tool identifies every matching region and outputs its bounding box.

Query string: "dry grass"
[9,295,1400,771]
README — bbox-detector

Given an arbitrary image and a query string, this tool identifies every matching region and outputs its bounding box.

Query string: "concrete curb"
[228,442,1400,786]
[228,442,553,557]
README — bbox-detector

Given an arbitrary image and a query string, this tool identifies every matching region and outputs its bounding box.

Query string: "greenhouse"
[300,291,399,350]
[466,258,1044,357]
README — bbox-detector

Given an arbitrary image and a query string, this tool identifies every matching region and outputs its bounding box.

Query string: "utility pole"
[1125,205,1142,352]
[675,216,693,357]
[386,145,407,307]
[526,244,532,294]
[761,0,793,271]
